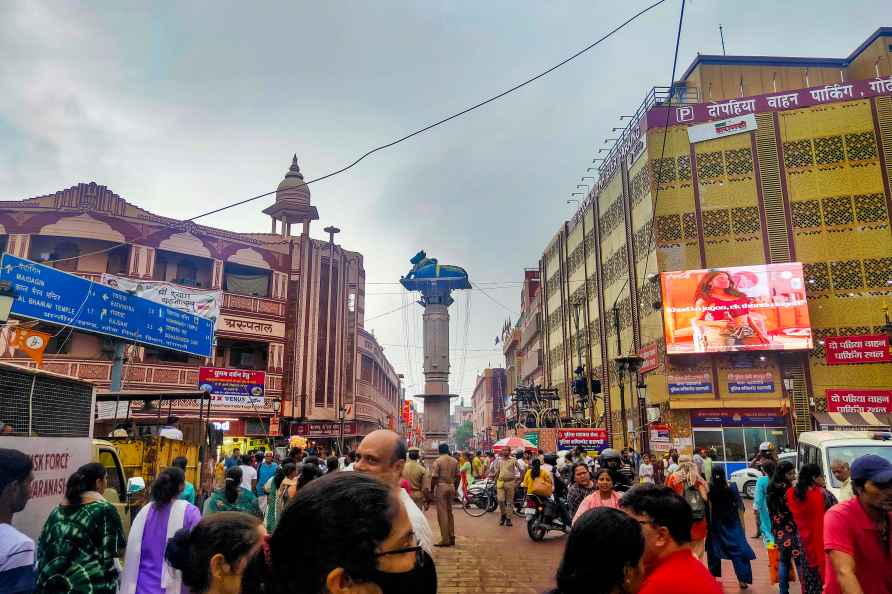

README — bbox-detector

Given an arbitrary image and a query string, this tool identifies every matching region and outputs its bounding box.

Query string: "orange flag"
[9,328,51,366]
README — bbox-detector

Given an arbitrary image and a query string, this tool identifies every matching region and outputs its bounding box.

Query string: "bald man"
[355,430,433,554]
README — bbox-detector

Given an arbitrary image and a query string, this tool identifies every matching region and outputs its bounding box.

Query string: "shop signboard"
[293,421,357,437]
[824,335,892,365]
[639,342,660,373]
[825,389,892,414]
[727,370,775,394]
[649,423,671,451]
[687,113,757,144]
[661,263,812,355]
[524,432,539,448]
[691,408,786,427]
[557,428,608,452]
[199,367,265,406]
[667,371,713,395]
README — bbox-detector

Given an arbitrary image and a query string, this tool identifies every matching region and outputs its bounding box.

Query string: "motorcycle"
[524,493,569,541]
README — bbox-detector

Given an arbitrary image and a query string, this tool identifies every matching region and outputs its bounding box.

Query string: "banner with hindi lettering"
[199,366,265,406]
[101,274,221,324]
[825,389,892,414]
[824,334,891,365]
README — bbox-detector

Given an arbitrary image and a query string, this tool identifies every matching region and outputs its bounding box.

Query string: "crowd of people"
[1,434,891,594]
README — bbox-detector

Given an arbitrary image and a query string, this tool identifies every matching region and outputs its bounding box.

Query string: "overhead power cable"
[25,0,669,272]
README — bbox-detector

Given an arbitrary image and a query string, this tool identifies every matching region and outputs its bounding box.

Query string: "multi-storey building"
[519,269,544,388]
[540,27,892,470]
[0,156,401,446]
[471,367,508,446]
[501,319,521,399]
[355,327,402,436]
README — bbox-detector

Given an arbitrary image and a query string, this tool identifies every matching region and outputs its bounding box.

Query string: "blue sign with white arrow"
[0,254,214,357]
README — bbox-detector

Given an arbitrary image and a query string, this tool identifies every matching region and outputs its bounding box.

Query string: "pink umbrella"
[492,436,537,451]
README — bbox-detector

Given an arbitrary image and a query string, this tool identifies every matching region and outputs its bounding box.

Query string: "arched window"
[51,241,80,272]
[176,259,198,286]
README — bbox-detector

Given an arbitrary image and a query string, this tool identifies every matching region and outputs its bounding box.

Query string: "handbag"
[530,474,554,497]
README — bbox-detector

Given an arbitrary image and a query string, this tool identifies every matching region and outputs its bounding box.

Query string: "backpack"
[685,484,706,521]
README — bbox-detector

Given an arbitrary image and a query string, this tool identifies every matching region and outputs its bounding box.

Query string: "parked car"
[730,450,797,499]
[797,430,892,501]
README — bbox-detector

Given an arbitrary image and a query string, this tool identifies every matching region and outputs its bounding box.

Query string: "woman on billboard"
[691,270,770,350]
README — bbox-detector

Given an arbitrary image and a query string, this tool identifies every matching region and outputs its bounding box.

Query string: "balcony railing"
[0,356,283,396]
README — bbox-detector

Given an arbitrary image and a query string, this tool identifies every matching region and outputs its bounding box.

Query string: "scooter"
[524,493,569,541]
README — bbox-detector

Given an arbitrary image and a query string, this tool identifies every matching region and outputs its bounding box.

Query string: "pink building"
[471,367,508,445]
[0,156,399,444]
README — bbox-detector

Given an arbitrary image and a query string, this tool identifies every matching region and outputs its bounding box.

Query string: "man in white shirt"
[238,456,258,493]
[159,416,184,441]
[0,448,36,594]
[355,430,433,555]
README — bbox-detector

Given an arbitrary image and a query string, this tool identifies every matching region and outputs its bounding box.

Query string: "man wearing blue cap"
[823,454,892,594]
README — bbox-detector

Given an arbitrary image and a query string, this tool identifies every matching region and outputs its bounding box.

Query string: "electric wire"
[610,0,685,313]
[15,0,669,274]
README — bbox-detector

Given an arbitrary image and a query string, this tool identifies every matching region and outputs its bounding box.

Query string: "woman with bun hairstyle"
[166,512,266,594]
[35,462,126,594]
[203,466,261,517]
[120,467,201,594]
[248,471,438,594]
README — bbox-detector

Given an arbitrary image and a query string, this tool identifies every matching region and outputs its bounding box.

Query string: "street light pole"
[323,225,340,417]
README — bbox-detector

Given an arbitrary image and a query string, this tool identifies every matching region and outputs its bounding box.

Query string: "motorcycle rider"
[749,442,778,473]
[599,448,633,492]
[544,453,572,531]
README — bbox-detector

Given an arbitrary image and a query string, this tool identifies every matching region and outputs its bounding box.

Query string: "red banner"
[824,335,891,366]
[639,342,660,373]
[825,389,892,414]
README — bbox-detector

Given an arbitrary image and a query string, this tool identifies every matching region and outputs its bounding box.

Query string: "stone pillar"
[418,302,456,455]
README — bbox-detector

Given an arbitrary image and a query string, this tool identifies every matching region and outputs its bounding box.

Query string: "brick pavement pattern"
[427,501,801,594]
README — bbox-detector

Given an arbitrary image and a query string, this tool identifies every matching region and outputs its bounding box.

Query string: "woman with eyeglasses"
[243,471,437,594]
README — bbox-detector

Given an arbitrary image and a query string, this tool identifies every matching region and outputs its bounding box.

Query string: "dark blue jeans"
[778,550,803,594]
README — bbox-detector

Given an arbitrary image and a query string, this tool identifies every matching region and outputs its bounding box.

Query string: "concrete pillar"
[422,304,450,394]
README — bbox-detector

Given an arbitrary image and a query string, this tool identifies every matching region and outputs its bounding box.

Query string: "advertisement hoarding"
[825,389,892,414]
[198,367,265,406]
[660,263,812,355]
[824,335,892,365]
[557,428,608,452]
[292,421,357,437]
[649,423,671,451]
[690,408,786,427]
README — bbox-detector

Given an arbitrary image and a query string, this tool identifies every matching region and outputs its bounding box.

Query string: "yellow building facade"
[540,28,892,467]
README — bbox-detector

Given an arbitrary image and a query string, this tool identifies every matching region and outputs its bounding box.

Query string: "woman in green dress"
[203,466,262,517]
[35,462,126,594]
[264,462,298,532]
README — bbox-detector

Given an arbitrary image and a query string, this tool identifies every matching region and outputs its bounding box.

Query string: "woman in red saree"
[785,463,829,594]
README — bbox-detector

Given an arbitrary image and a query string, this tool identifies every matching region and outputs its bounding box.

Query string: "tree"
[454,420,474,450]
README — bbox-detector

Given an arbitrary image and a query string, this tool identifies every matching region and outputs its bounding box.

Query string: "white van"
[797,430,892,501]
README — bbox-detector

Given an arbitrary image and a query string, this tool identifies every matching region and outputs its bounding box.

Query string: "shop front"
[690,408,790,475]
[290,421,363,455]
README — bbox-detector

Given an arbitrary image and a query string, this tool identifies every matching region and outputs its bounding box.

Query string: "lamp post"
[613,353,644,449]
[881,305,892,346]
[0,280,17,323]
[337,404,347,456]
[323,225,340,422]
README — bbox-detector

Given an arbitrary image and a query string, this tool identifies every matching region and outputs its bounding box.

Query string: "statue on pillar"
[400,251,470,456]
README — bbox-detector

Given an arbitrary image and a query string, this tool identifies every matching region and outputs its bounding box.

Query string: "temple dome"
[276,154,311,207]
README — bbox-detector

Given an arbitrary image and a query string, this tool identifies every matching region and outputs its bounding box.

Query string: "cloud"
[2,0,890,408]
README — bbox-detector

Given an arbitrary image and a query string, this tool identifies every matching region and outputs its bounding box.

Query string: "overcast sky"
[2,1,889,409]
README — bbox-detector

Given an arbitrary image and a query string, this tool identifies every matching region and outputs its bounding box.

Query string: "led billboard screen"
[661,263,812,355]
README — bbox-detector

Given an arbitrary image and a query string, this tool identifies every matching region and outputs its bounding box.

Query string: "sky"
[2,1,890,410]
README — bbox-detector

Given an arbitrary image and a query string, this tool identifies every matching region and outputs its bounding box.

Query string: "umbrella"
[492,436,537,451]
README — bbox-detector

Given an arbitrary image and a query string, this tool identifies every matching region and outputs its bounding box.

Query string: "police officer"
[430,443,459,546]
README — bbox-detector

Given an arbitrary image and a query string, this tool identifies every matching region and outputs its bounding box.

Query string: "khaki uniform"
[430,454,459,546]
[402,459,429,510]
[493,456,520,518]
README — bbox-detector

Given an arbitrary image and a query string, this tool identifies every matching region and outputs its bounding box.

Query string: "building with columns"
[0,156,400,444]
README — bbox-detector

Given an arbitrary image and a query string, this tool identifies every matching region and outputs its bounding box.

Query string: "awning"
[813,411,891,428]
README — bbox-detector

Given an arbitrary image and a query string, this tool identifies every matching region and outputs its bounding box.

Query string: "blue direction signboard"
[0,254,214,357]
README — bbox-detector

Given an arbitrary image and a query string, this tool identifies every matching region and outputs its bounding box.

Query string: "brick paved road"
[427,501,800,594]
